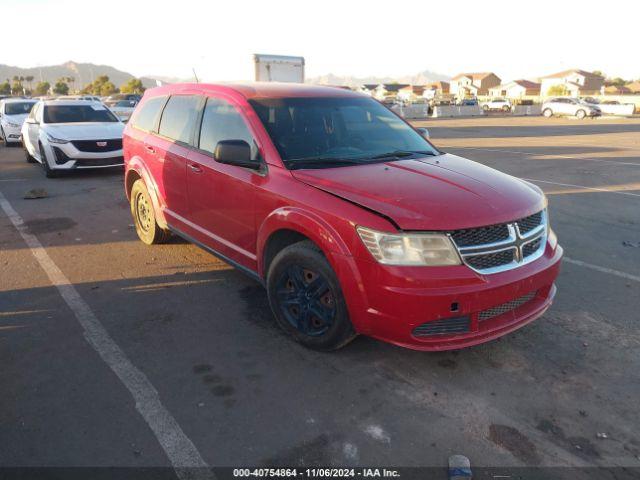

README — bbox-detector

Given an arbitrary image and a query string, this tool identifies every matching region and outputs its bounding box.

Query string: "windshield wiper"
[368,150,436,160]
[285,157,367,170]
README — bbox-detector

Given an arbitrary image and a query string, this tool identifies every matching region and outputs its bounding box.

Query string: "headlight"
[357,227,461,266]
[46,133,69,144]
[7,121,21,128]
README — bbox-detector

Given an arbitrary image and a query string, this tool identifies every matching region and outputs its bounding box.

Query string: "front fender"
[125,157,168,230]
[257,207,371,333]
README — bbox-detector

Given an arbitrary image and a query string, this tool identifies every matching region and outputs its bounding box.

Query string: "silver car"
[542,98,601,119]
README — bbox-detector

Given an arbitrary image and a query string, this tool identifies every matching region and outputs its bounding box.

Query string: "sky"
[2,0,639,82]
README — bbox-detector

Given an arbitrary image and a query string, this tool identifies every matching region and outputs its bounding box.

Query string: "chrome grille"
[450,210,547,274]
[479,291,537,321]
[466,249,514,270]
[517,212,543,234]
[450,224,510,247]
[413,316,470,336]
[522,237,542,257]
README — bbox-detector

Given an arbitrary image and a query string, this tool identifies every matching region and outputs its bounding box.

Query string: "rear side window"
[158,95,200,144]
[131,96,166,132]
[199,97,257,158]
[29,103,40,121]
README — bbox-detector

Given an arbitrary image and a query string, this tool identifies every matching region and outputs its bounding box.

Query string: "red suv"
[123,83,562,351]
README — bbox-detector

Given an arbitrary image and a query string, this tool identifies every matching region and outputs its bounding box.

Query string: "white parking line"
[449,146,640,167]
[522,178,640,198]
[0,190,214,480]
[564,257,640,283]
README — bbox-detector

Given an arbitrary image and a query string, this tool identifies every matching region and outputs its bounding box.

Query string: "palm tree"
[25,75,34,91]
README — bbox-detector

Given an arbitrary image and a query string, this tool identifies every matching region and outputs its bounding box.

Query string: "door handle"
[144,145,155,154]
[188,163,203,173]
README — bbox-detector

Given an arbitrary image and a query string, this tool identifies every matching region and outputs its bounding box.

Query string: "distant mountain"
[308,69,451,87]
[0,61,158,89]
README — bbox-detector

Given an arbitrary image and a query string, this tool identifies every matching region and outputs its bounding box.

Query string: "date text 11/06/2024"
[233,469,401,478]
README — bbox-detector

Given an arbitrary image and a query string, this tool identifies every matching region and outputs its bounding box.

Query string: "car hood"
[3,113,28,125]
[43,122,124,140]
[291,153,545,231]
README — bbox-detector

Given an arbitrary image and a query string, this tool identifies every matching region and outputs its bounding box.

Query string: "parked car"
[123,83,562,351]
[0,98,37,144]
[105,93,141,103]
[56,95,103,102]
[457,97,479,106]
[542,98,601,119]
[106,99,138,122]
[21,100,125,177]
[482,98,511,112]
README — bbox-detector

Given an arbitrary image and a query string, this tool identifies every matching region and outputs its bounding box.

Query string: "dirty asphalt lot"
[1,116,639,473]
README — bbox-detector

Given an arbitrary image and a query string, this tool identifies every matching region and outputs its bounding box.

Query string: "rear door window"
[158,95,201,144]
[131,96,167,132]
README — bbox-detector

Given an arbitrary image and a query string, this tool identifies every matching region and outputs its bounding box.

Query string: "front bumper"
[44,141,124,170]
[2,124,23,143]
[347,241,563,351]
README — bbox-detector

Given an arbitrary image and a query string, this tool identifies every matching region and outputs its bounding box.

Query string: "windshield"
[43,104,119,123]
[249,96,439,168]
[5,102,36,115]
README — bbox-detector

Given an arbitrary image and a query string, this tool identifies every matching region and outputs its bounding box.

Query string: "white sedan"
[541,98,601,119]
[482,98,512,112]
[0,98,38,144]
[21,100,125,178]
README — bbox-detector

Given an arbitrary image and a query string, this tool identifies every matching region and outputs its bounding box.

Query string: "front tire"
[576,109,586,119]
[130,179,171,245]
[267,240,356,351]
[23,140,36,163]
[39,143,59,178]
[543,108,553,118]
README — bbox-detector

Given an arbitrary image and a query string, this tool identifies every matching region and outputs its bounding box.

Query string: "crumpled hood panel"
[292,154,545,231]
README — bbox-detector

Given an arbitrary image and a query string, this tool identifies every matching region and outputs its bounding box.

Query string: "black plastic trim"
[167,224,264,285]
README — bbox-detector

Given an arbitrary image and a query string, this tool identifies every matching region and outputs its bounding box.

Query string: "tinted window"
[43,104,119,123]
[249,96,437,165]
[199,98,257,158]
[29,103,40,121]
[131,96,166,132]
[158,95,200,144]
[5,102,36,115]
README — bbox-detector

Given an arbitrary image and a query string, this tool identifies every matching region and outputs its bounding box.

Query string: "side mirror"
[214,140,260,170]
[416,127,430,139]
[25,118,37,124]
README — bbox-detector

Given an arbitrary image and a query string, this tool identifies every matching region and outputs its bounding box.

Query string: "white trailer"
[254,54,305,83]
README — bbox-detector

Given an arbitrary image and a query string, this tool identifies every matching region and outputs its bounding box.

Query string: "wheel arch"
[125,158,168,230]
[257,207,370,333]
